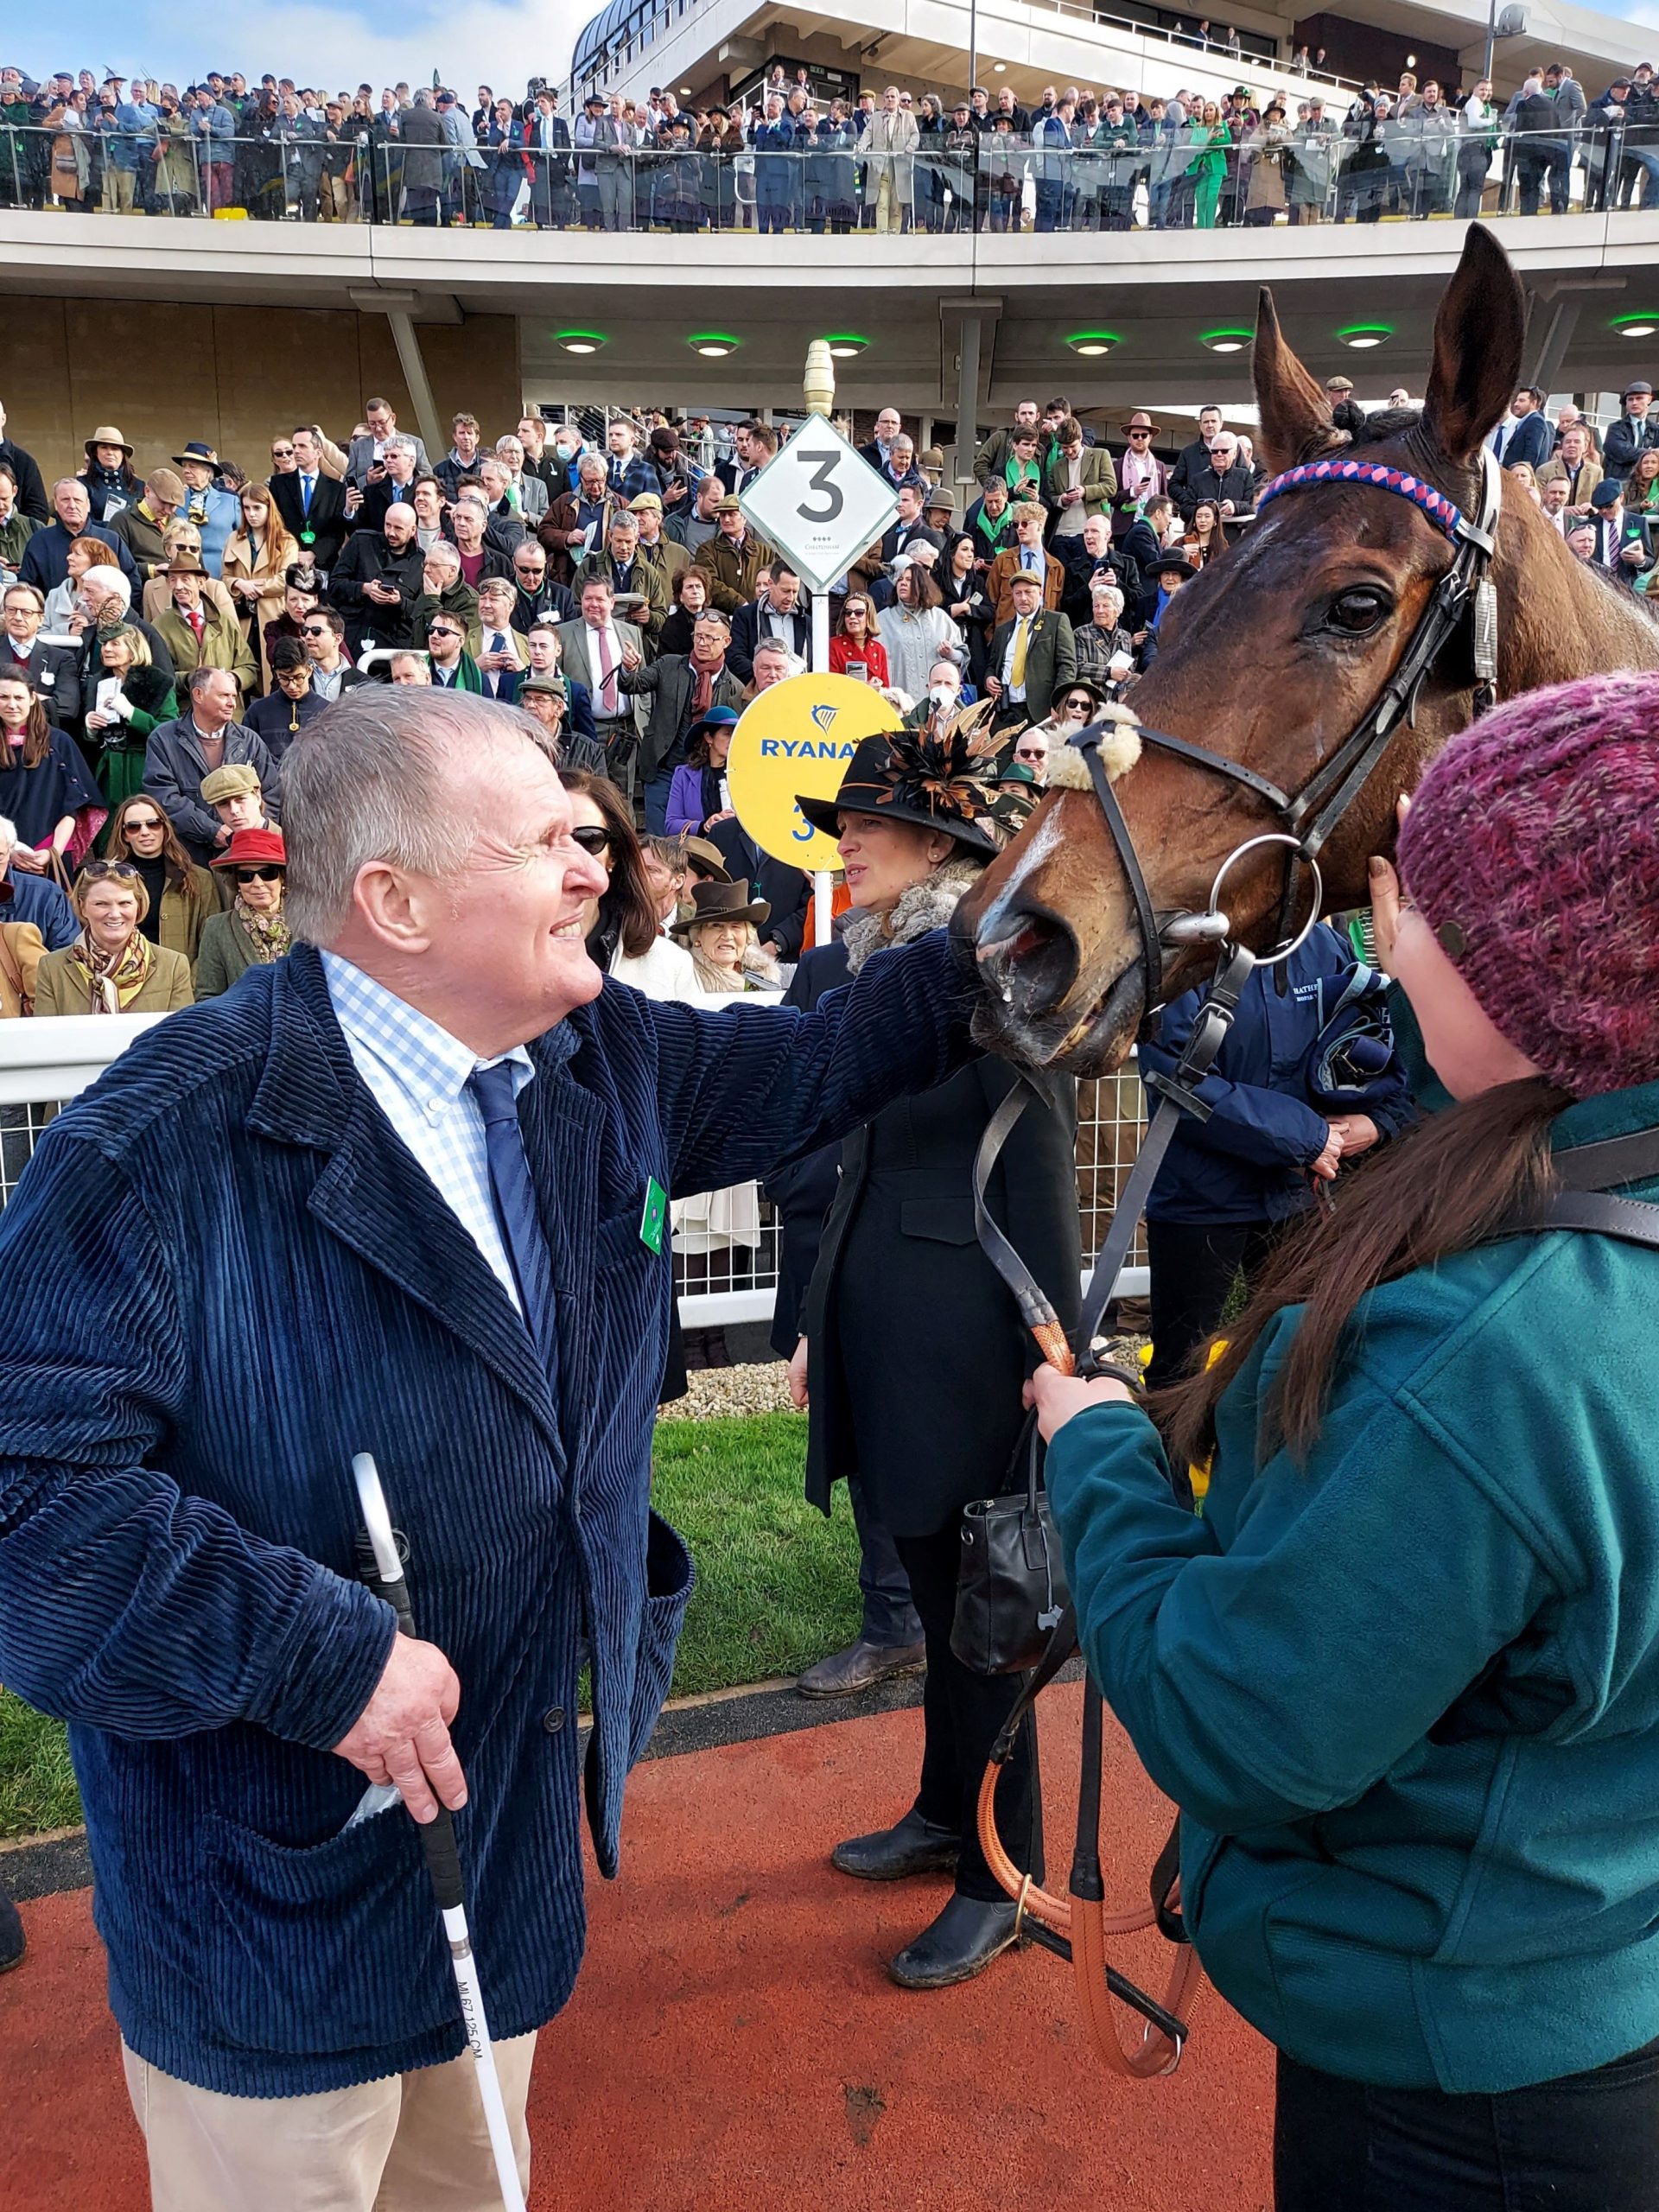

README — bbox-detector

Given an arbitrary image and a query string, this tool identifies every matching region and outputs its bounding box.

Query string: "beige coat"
[0,920,44,1016]
[1535,454,1605,507]
[221,523,302,689]
[862,107,919,202]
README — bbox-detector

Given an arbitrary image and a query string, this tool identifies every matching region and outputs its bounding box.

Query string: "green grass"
[651,1411,860,1696]
[0,1409,855,1842]
[0,1684,80,1841]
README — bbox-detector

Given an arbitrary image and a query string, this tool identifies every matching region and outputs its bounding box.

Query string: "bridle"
[1065,444,1503,1012]
[966,443,1506,2076]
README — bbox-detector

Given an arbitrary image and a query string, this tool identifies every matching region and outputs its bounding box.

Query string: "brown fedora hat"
[671,876,770,938]
[1119,410,1162,435]
[85,424,134,458]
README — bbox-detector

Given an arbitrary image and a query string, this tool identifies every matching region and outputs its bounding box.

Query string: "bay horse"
[958,224,1659,1077]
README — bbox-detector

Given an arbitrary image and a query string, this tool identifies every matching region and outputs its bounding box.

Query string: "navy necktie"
[467,1062,558,1383]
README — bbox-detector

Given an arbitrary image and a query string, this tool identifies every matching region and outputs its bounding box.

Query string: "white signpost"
[740,410,899,945]
[737,416,900,607]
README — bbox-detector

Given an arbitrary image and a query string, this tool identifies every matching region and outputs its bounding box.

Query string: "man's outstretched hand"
[334,1634,466,1824]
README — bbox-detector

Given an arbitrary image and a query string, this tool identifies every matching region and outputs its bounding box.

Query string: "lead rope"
[971,837,1324,2080]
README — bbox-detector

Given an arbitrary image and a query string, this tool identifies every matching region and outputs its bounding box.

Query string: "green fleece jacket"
[1048,1072,1659,2094]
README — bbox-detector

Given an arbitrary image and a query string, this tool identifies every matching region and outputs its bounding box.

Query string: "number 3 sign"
[738,418,899,596]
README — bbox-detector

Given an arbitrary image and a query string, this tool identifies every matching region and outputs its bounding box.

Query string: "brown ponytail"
[1156,1075,1574,1469]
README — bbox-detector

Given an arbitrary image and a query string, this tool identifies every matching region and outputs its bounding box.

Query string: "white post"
[810,590,833,946]
[804,339,838,950]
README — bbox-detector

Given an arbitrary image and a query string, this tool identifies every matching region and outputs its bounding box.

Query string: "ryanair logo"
[810,704,838,732]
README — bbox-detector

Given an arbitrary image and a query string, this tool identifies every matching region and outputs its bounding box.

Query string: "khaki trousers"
[122,2034,537,2212]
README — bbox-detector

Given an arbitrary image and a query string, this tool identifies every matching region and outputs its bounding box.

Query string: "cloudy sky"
[12,0,1659,93]
[9,3,593,96]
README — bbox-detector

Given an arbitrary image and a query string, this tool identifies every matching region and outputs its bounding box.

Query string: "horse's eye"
[1327,587,1392,633]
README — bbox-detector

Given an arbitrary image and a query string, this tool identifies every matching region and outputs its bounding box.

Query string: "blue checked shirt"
[321,950,533,1313]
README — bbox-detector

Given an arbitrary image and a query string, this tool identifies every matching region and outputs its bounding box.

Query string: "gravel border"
[658,1364,796,1421]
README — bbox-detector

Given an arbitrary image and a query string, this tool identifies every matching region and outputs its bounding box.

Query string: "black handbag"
[952,1411,1069,1676]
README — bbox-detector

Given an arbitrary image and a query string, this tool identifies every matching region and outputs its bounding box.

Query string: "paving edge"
[2,1660,1082,1902]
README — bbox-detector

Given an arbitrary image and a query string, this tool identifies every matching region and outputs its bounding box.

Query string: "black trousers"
[1145,1217,1277,1393]
[1274,2037,1659,2210]
[893,1521,1041,1903]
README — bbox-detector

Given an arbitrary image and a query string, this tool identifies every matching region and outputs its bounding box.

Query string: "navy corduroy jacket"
[0,935,974,2096]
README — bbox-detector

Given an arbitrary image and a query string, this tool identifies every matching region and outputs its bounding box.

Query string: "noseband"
[1063,445,1503,1020]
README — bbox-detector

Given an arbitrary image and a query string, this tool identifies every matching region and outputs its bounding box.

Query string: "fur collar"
[842,855,982,975]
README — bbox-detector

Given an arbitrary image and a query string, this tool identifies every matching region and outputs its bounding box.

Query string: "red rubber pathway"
[1,1684,1273,2209]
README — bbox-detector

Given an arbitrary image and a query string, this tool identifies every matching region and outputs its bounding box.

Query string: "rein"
[1062,444,1503,1007]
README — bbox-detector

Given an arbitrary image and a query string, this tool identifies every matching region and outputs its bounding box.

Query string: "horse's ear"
[1421,225,1526,464]
[1252,286,1333,473]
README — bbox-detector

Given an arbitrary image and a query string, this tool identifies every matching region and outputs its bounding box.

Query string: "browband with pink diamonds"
[1254,457,1464,542]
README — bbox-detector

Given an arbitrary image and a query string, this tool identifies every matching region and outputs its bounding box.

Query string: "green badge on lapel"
[639,1177,668,1256]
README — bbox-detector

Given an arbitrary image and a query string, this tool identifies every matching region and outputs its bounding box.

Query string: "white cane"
[352,1453,528,2212]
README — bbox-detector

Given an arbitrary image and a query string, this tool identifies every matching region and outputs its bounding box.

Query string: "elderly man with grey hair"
[0,687,982,2208]
[412,538,480,656]
[1172,427,1256,522]
[493,435,549,522]
[356,435,423,533]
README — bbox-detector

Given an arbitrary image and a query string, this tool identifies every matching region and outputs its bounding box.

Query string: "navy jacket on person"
[0,865,78,950]
[0,933,973,2098]
[1141,925,1413,1226]
[18,519,138,594]
[764,940,849,1357]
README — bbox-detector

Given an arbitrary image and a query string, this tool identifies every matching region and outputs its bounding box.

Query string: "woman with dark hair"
[1033,679,1659,2210]
[877,560,963,701]
[657,565,712,658]
[664,706,740,836]
[100,791,215,968]
[1182,497,1230,567]
[790,715,1070,1991]
[0,672,103,870]
[559,768,699,1000]
[939,531,995,687]
[829,594,890,684]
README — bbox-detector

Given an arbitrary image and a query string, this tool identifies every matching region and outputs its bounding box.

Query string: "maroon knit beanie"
[1397,671,1659,1100]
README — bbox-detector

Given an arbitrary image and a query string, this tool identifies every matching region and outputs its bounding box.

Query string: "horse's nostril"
[978,906,1078,1019]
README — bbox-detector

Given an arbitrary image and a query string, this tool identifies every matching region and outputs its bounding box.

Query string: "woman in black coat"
[791,717,1079,1990]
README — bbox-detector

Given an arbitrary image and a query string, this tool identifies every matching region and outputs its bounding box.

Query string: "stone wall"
[0,301,522,485]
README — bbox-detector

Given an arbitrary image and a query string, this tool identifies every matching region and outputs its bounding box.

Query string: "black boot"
[831,1807,959,1881]
[798,1637,925,1698]
[888,1894,1021,1989]
[0,1885,23,1974]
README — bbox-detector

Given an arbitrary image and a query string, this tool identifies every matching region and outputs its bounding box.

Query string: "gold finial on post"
[804,339,835,421]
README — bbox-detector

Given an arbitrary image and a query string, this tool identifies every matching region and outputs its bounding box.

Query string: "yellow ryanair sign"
[726,673,902,871]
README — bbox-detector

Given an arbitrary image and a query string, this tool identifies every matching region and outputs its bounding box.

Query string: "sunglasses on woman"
[234,865,283,884]
[124,816,163,832]
[569,825,611,856]
[271,446,295,459]
[79,861,139,881]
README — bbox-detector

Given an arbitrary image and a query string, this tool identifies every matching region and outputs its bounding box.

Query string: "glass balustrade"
[0,124,1649,233]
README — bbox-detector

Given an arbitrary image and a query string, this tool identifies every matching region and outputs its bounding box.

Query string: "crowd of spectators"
[2,365,1655,1033]
[3,54,1654,229]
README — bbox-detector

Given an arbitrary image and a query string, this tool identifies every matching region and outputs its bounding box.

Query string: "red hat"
[212,826,287,872]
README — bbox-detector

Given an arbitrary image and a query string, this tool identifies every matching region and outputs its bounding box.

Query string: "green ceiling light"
[823,333,870,359]
[552,328,607,355]
[1199,327,1252,354]
[1613,312,1659,339]
[688,332,741,359]
[1338,323,1394,350]
[1065,329,1121,357]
